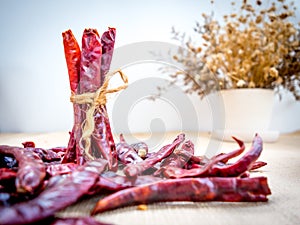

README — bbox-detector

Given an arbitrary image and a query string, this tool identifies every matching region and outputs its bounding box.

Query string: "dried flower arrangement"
[161,0,300,100]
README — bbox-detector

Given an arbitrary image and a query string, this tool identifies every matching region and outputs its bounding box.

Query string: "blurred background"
[0,0,299,134]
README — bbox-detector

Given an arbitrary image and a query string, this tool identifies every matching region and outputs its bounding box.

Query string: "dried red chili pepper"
[123,133,185,177]
[208,134,263,177]
[94,27,118,170]
[0,145,46,194]
[91,176,271,214]
[79,28,102,93]
[163,136,245,178]
[72,28,103,165]
[116,134,143,165]
[92,110,118,171]
[62,29,82,165]
[100,27,116,85]
[0,159,107,225]
[62,29,81,93]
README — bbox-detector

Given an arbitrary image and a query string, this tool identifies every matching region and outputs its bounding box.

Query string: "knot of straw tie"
[70,69,128,160]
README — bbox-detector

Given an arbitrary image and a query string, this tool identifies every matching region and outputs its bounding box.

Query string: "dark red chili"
[62,29,81,93]
[208,134,263,177]
[62,29,82,165]
[91,176,271,215]
[0,145,45,194]
[100,27,116,85]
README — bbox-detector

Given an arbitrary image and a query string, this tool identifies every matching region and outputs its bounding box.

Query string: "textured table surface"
[0,131,299,225]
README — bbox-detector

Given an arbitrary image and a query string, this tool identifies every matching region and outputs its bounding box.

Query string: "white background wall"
[0,0,299,134]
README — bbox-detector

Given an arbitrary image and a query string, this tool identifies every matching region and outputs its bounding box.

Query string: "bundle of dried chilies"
[0,27,271,225]
[62,27,127,171]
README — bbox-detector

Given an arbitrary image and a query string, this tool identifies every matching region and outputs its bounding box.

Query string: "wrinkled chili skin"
[97,27,118,171]
[123,133,185,177]
[76,28,103,164]
[79,28,102,93]
[102,113,118,171]
[100,27,116,85]
[116,134,143,165]
[92,109,118,171]
[62,30,82,165]
[92,176,271,215]
[0,145,46,194]
[62,29,81,93]
[0,159,107,225]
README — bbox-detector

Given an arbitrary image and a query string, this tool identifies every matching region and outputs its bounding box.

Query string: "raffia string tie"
[70,69,128,160]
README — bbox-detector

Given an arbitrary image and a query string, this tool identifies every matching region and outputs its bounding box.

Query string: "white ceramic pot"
[212,88,279,142]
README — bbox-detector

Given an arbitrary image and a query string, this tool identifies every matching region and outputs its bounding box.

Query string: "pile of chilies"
[0,28,271,225]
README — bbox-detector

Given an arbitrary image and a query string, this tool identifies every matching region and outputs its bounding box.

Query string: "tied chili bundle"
[62,27,127,170]
[0,27,271,225]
